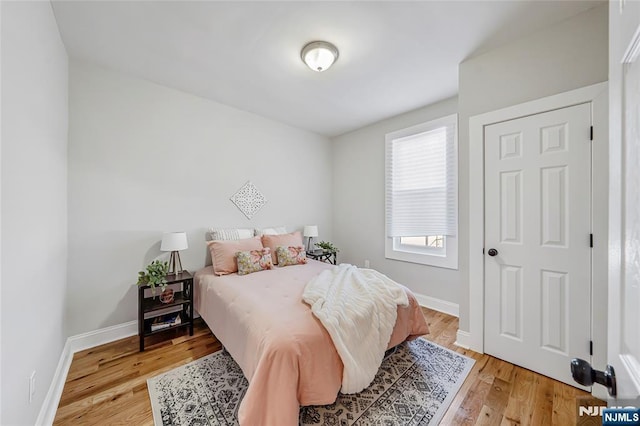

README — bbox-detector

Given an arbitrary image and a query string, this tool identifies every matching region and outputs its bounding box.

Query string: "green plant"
[315,241,340,253]
[137,260,169,294]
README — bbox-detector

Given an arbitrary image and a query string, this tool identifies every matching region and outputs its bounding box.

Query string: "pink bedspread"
[194,260,429,426]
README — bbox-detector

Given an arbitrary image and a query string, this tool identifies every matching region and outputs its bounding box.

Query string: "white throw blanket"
[302,264,409,394]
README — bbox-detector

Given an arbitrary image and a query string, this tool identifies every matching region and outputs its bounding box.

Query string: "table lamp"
[303,225,318,252]
[161,232,188,275]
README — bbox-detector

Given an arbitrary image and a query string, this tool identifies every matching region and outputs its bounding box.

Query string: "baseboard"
[454,329,472,350]
[414,293,459,317]
[35,340,72,426]
[36,321,138,425]
[67,320,137,353]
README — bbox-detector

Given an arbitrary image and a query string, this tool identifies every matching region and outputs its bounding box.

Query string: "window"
[399,236,445,249]
[385,114,458,269]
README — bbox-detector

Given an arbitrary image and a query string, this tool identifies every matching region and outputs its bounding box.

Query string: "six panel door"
[484,103,592,388]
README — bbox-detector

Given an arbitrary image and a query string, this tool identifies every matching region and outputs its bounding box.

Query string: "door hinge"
[590,126,593,141]
[590,340,593,356]
[590,234,594,248]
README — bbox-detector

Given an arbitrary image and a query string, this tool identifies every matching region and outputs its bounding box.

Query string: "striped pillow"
[208,227,254,241]
[254,226,287,236]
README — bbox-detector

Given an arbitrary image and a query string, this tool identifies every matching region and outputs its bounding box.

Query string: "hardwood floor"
[54,308,596,425]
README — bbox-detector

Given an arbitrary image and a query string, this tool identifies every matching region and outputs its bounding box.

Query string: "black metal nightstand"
[138,271,194,351]
[306,249,337,265]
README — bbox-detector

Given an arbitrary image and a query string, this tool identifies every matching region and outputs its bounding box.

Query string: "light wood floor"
[54,308,597,425]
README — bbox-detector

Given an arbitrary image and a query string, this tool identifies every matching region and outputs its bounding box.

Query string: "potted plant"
[315,241,340,254]
[137,260,172,302]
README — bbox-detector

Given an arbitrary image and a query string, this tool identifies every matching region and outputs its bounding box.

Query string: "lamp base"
[168,251,184,275]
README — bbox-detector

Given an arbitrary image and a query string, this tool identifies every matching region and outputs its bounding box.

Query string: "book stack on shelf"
[150,312,182,332]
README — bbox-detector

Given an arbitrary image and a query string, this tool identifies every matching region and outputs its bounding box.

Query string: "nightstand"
[138,271,194,351]
[306,249,337,265]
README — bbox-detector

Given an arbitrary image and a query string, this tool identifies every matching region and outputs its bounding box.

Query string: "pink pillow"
[261,231,303,264]
[208,236,263,276]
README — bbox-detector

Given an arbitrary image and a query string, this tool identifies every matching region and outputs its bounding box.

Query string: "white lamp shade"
[301,41,338,72]
[161,232,188,251]
[303,225,318,238]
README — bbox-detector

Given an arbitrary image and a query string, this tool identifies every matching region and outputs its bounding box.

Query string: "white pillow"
[254,226,287,236]
[208,227,254,241]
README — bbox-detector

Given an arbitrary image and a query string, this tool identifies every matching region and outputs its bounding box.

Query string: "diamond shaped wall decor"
[230,181,267,219]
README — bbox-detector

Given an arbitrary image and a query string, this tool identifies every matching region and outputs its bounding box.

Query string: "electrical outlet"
[29,371,36,404]
[364,259,370,268]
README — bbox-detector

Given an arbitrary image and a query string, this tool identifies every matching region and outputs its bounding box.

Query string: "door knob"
[487,248,498,256]
[571,358,617,396]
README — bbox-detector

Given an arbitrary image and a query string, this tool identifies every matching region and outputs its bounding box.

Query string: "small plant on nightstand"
[315,241,340,253]
[137,260,169,295]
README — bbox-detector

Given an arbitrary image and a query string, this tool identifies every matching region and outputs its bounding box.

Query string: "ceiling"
[51,1,603,137]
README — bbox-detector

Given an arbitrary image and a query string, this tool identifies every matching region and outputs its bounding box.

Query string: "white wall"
[332,97,458,303]
[457,4,608,331]
[331,4,608,321]
[1,2,69,424]
[67,60,333,335]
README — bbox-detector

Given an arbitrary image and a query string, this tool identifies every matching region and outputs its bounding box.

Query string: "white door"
[484,103,592,387]
[607,0,640,402]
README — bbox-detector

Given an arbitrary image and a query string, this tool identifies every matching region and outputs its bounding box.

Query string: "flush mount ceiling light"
[301,41,339,72]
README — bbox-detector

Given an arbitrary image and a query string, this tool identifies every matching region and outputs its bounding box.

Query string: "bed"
[194,259,429,426]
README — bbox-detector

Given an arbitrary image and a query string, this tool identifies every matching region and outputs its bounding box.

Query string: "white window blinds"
[385,115,457,237]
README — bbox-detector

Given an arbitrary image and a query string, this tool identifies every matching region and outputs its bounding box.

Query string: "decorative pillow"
[261,231,304,264]
[208,236,263,276]
[208,227,254,241]
[237,248,273,275]
[276,246,308,267]
[254,226,287,236]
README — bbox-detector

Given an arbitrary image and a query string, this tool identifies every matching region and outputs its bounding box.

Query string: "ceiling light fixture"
[301,41,339,72]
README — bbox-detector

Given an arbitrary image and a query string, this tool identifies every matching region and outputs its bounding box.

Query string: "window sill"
[385,238,458,270]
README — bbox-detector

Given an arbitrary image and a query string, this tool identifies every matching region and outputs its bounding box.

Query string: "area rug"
[147,337,475,425]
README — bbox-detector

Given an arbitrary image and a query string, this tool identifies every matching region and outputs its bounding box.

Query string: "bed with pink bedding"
[194,260,429,426]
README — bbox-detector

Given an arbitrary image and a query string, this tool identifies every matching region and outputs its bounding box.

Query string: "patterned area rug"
[147,337,475,425]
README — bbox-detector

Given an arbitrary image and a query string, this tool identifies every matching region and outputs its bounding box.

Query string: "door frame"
[466,82,608,396]
[608,0,640,399]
